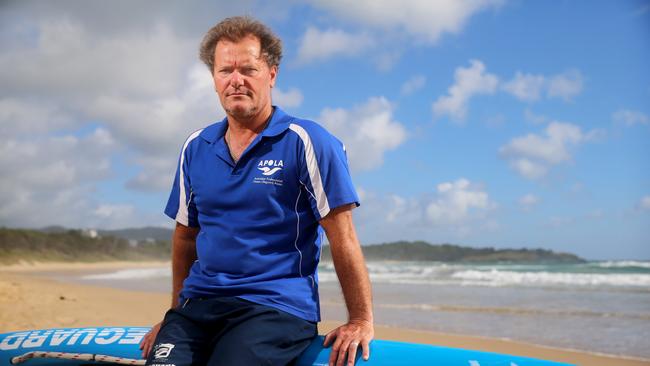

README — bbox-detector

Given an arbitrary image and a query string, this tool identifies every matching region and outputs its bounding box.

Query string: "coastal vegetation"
[324,241,585,263]
[0,227,170,264]
[0,228,585,264]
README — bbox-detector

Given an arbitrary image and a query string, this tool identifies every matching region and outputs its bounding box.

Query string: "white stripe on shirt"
[289,124,330,218]
[176,129,204,226]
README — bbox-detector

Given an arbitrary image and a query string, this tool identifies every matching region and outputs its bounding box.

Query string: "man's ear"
[269,65,278,88]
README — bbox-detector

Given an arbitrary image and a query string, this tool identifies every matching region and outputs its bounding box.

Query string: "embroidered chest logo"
[253,159,284,186]
[257,159,283,176]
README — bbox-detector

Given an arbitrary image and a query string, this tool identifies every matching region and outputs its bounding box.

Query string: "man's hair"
[199,16,282,72]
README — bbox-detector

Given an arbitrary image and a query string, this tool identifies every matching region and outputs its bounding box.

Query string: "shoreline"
[1,262,648,366]
[0,260,171,272]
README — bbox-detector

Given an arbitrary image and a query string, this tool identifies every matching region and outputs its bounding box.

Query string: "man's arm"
[320,204,374,366]
[169,222,199,307]
[139,222,199,358]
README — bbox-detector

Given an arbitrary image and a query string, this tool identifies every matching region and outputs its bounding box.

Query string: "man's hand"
[139,224,197,359]
[139,321,162,359]
[320,204,374,366]
[323,319,374,366]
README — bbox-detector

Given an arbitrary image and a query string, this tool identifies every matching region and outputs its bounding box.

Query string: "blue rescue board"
[0,327,574,366]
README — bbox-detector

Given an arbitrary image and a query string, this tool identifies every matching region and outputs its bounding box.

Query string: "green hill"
[40,226,174,242]
[1,228,584,264]
[322,240,585,263]
[0,228,170,264]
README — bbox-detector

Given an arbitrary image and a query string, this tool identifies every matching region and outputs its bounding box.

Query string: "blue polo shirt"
[164,106,359,322]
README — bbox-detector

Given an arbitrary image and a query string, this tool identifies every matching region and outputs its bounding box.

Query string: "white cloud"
[432,60,499,121]
[0,18,194,101]
[0,129,114,189]
[273,87,304,108]
[0,13,226,231]
[0,1,303,229]
[503,70,584,102]
[507,122,582,164]
[499,121,598,180]
[502,72,546,102]
[78,62,224,195]
[426,179,493,225]
[90,204,163,230]
[353,179,497,243]
[0,128,118,228]
[375,50,403,72]
[401,75,427,95]
[125,155,177,192]
[318,97,407,171]
[85,63,223,156]
[295,1,501,69]
[385,195,408,222]
[509,159,548,180]
[518,194,540,211]
[0,14,224,190]
[0,127,168,229]
[0,98,75,137]
[546,70,583,101]
[433,67,586,121]
[612,109,649,126]
[93,204,136,219]
[296,27,374,64]
[311,0,503,43]
[0,1,272,39]
[431,64,587,123]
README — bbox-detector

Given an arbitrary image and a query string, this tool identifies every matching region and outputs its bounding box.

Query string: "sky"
[0,0,648,260]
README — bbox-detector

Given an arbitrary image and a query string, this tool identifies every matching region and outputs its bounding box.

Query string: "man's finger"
[329,336,344,366]
[347,341,359,366]
[361,339,370,361]
[139,332,149,349]
[141,342,147,359]
[142,335,155,359]
[336,342,349,366]
[140,337,147,358]
[323,331,336,347]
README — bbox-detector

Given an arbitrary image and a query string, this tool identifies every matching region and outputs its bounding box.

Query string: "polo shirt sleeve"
[291,122,360,221]
[164,132,201,228]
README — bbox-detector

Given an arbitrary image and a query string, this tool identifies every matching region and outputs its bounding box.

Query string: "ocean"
[66,260,650,360]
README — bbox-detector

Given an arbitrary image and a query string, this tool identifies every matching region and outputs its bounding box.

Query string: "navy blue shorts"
[145,297,317,366]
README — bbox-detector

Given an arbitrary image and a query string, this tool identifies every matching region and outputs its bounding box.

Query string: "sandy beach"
[1,262,648,366]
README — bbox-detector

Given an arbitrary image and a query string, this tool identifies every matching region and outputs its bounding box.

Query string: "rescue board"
[0,327,573,366]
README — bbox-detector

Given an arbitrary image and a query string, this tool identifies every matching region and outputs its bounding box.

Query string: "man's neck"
[224,105,273,163]
[227,105,273,137]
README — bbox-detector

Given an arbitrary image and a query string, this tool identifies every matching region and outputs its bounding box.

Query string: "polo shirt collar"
[261,106,293,137]
[200,106,292,144]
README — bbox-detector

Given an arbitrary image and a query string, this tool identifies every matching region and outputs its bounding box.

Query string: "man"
[139,16,373,366]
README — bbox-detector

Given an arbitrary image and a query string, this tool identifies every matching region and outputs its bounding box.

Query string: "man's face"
[213,35,277,121]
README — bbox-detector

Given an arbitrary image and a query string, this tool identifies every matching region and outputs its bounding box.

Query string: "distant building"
[81,229,99,239]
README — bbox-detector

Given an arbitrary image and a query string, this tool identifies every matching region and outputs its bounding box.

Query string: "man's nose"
[230,71,244,88]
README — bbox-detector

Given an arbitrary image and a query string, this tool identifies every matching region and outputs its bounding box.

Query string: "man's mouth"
[228,91,250,97]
